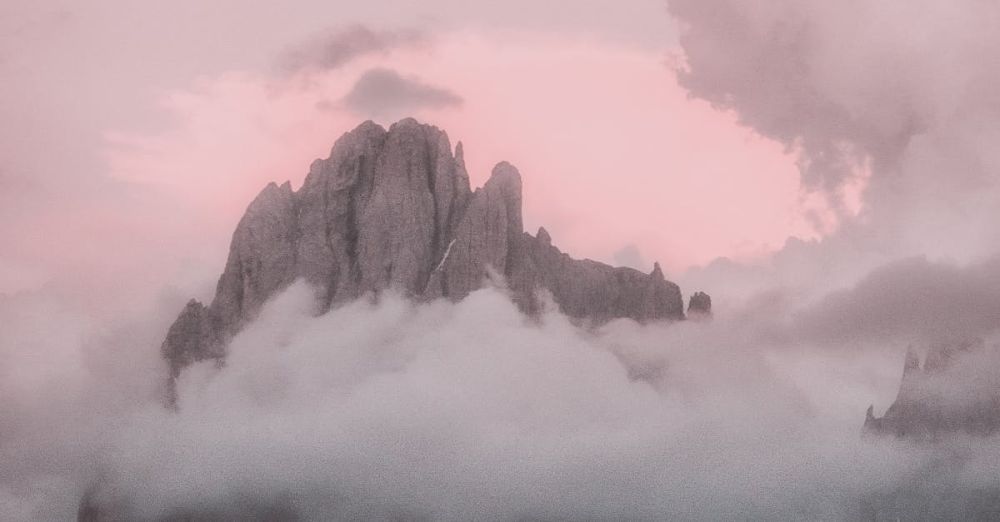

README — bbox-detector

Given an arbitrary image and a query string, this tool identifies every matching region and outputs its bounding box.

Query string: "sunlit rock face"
[160,118,690,397]
[864,339,1000,439]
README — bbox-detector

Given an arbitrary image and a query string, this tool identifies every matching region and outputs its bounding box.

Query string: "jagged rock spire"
[650,262,664,280]
[536,227,551,245]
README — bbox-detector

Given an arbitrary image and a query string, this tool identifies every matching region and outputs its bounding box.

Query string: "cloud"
[667,0,1000,260]
[340,67,463,119]
[795,256,1000,345]
[58,283,910,520]
[6,275,995,520]
[612,243,648,271]
[277,26,428,75]
[0,288,177,520]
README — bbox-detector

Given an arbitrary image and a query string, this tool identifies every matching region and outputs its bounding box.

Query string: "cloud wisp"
[276,25,429,75]
[340,67,463,120]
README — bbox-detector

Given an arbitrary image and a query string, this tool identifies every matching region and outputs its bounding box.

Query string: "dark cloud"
[667,0,1000,233]
[277,25,427,74]
[341,67,462,118]
[795,256,1000,345]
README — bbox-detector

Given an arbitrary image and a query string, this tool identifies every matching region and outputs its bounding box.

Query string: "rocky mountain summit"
[864,338,1000,439]
[161,118,699,400]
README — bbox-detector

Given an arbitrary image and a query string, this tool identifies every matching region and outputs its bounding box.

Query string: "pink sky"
[102,34,827,281]
[4,0,991,306]
[0,2,884,303]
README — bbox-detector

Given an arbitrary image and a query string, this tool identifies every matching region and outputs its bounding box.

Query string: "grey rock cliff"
[161,118,692,399]
[213,181,298,333]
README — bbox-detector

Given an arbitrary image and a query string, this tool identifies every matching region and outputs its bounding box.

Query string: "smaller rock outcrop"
[687,291,712,318]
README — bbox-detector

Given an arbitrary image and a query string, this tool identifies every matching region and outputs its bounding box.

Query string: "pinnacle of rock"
[536,227,551,246]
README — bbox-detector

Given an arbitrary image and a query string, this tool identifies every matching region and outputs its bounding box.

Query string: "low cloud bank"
[5,273,1000,520]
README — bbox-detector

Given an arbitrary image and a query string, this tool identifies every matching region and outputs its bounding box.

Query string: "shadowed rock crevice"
[161,118,693,399]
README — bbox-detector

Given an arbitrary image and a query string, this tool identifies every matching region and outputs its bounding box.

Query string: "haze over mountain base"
[67,282,1000,521]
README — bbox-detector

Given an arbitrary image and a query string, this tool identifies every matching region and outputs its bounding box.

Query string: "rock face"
[864,339,1000,439]
[161,118,691,399]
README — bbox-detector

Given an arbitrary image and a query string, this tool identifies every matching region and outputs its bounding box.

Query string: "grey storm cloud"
[666,0,1000,231]
[668,0,1000,343]
[277,25,428,74]
[795,256,1000,346]
[341,67,463,118]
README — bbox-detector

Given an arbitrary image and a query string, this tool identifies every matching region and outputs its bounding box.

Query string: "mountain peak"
[536,227,551,245]
[160,118,692,403]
